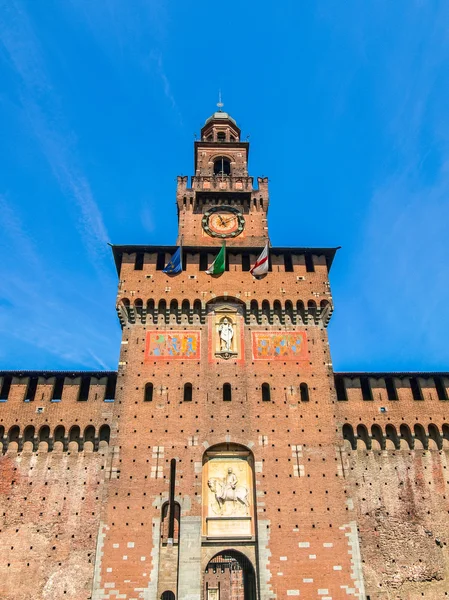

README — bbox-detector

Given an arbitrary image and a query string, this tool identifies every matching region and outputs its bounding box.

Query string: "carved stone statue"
[218,317,234,352]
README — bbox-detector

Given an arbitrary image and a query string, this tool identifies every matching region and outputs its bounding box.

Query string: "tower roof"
[204,111,237,126]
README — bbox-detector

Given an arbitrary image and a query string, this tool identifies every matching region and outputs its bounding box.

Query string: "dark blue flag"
[163,246,182,274]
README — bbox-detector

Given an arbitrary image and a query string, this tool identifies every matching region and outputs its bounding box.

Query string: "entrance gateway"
[205,550,257,600]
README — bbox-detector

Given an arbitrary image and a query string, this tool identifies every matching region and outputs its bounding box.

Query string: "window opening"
[300,383,309,402]
[284,253,294,272]
[145,383,154,402]
[51,377,65,402]
[0,376,12,401]
[410,377,423,401]
[304,253,315,272]
[105,374,117,402]
[156,252,166,270]
[385,377,398,401]
[335,376,347,401]
[134,253,144,270]
[213,157,231,176]
[360,377,373,401]
[223,383,232,402]
[262,383,271,402]
[24,377,38,402]
[434,376,448,401]
[78,376,91,402]
[184,382,193,402]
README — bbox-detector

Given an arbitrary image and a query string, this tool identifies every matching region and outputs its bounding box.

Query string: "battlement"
[334,371,449,403]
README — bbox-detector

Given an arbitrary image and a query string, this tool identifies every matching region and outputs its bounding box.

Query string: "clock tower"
[177,108,269,247]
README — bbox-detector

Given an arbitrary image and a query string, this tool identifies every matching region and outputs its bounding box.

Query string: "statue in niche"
[218,317,234,353]
[207,467,249,515]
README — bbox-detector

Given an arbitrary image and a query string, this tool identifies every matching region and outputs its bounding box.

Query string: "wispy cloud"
[0,0,110,272]
[0,195,117,369]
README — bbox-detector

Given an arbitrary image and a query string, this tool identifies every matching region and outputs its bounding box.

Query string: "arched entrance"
[204,550,256,600]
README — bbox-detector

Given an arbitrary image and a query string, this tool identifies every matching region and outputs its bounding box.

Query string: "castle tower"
[97,106,363,600]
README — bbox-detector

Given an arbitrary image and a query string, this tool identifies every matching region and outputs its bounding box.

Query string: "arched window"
[261,383,271,402]
[223,383,232,402]
[160,502,180,545]
[400,424,413,449]
[54,425,65,444]
[414,423,428,449]
[342,424,356,450]
[273,300,282,324]
[183,383,193,402]
[69,426,81,444]
[144,383,154,402]
[428,424,442,450]
[84,425,96,445]
[356,424,371,449]
[23,425,35,444]
[371,424,384,450]
[213,157,231,176]
[300,383,309,402]
[217,131,226,142]
[99,424,110,445]
[39,425,50,444]
[285,300,294,324]
[385,424,399,449]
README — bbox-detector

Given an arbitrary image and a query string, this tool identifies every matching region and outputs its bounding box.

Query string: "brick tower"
[3,106,449,600]
[101,106,363,600]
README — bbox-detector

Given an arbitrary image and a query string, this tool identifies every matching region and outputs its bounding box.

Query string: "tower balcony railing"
[191,175,253,192]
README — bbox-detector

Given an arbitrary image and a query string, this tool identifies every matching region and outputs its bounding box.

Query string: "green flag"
[206,243,226,275]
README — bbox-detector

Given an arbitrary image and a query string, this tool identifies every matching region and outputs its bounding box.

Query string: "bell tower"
[177,105,269,247]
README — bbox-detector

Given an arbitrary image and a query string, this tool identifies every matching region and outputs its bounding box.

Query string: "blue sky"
[1,0,449,372]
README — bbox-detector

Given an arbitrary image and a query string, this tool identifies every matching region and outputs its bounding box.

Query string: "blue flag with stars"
[163,246,182,274]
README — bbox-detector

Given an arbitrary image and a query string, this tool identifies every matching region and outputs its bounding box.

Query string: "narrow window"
[144,383,154,402]
[24,377,38,402]
[385,377,398,401]
[360,377,373,401]
[242,253,250,272]
[0,376,12,401]
[410,377,423,401]
[262,383,271,402]
[305,253,315,272]
[284,253,294,272]
[78,376,91,402]
[434,376,448,400]
[104,374,117,402]
[223,383,232,402]
[300,382,309,402]
[335,376,347,401]
[51,377,65,402]
[183,383,193,402]
[199,253,208,271]
[217,131,226,141]
[156,252,166,271]
[134,253,144,270]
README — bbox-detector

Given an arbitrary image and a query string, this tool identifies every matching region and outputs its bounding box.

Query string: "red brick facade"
[1,110,449,600]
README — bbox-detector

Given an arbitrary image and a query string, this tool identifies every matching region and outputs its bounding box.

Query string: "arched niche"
[202,443,255,539]
[206,299,245,361]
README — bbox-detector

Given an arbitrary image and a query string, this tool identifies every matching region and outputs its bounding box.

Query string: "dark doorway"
[161,592,175,600]
[204,550,256,600]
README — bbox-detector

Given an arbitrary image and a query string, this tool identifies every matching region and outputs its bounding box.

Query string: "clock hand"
[222,216,236,225]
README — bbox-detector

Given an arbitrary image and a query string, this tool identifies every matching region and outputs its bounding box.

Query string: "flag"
[163,246,182,274]
[206,243,226,275]
[250,242,269,276]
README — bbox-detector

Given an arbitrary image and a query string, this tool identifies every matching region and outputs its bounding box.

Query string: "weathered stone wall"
[0,444,111,600]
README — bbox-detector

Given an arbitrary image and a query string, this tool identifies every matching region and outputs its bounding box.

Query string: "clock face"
[202,206,245,238]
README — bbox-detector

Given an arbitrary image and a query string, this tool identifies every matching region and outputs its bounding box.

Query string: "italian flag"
[206,243,226,275]
[250,242,269,276]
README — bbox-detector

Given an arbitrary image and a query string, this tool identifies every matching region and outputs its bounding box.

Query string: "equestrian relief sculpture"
[207,467,250,515]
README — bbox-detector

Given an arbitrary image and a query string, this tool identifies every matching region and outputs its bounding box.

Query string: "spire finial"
[217,90,224,112]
